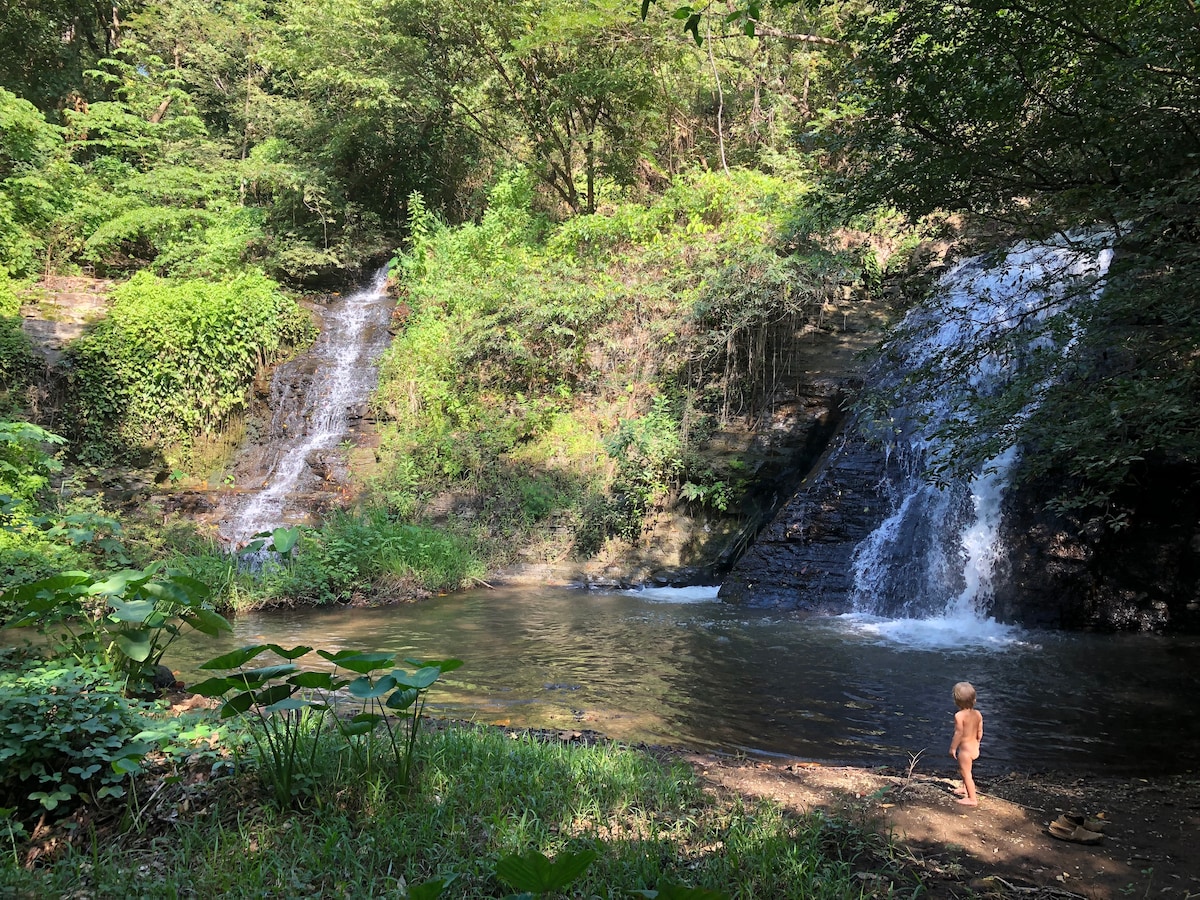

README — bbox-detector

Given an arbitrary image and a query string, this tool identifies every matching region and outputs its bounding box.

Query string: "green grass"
[0,723,908,898]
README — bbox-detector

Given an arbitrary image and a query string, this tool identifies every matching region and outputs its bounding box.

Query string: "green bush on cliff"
[0,274,38,417]
[372,168,856,556]
[61,272,315,463]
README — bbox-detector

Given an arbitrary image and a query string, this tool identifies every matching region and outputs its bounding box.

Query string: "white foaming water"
[835,611,1029,650]
[225,267,394,543]
[621,585,722,603]
[850,232,1115,633]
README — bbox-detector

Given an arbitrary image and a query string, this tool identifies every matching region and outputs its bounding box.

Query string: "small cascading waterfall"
[850,233,1115,620]
[223,266,394,543]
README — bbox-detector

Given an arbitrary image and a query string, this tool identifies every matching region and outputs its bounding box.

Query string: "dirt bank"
[680,751,1198,899]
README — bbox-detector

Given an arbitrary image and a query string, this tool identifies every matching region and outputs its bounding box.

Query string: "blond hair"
[953,681,977,709]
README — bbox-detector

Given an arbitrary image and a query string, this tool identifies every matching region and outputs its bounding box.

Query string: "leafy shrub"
[302,510,480,600]
[61,272,315,463]
[605,396,685,528]
[191,645,462,807]
[0,420,63,511]
[374,168,848,557]
[6,563,231,695]
[0,658,153,816]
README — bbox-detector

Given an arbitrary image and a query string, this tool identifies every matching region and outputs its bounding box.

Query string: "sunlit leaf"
[188,607,233,636]
[347,674,397,699]
[316,649,394,673]
[108,599,156,623]
[200,645,270,669]
[394,666,441,689]
[115,629,152,662]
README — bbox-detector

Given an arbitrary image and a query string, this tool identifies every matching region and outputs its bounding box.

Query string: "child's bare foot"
[956,797,979,806]
[952,786,967,797]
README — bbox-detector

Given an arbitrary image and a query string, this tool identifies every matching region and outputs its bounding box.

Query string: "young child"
[949,681,984,806]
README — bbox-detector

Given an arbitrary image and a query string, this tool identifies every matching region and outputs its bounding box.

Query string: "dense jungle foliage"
[0,0,1198,890]
[0,0,1193,588]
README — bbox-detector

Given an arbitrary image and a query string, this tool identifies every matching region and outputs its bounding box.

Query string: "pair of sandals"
[1047,811,1107,844]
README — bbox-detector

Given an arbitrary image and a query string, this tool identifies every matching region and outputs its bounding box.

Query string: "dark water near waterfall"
[166,584,1200,776]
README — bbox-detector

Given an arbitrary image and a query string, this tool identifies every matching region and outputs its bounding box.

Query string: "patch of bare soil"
[679,751,1199,900]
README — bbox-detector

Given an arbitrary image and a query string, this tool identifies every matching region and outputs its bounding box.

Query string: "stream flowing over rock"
[221,267,395,543]
[722,233,1200,631]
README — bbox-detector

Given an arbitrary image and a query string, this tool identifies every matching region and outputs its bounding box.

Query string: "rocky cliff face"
[992,465,1200,632]
[717,430,888,612]
[721,425,1200,633]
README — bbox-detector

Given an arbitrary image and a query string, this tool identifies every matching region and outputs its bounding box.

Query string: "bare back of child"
[949,682,984,806]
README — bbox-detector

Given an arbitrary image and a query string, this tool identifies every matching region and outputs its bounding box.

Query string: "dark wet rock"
[719,429,889,612]
[993,462,1200,632]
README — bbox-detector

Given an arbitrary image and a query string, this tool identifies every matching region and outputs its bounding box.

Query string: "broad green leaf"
[4,571,90,605]
[265,644,313,660]
[111,756,142,775]
[220,692,255,717]
[188,607,233,636]
[288,670,337,689]
[316,649,394,674]
[188,676,235,697]
[339,719,375,736]
[163,573,211,601]
[405,657,463,674]
[394,666,441,689]
[409,878,452,900]
[115,629,152,662]
[255,683,296,707]
[108,599,156,623]
[272,526,300,554]
[385,687,419,711]
[88,570,144,596]
[494,849,597,893]
[141,579,192,606]
[200,645,270,669]
[347,674,397,699]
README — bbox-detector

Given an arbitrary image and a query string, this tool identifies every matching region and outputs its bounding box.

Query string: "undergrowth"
[0,722,908,898]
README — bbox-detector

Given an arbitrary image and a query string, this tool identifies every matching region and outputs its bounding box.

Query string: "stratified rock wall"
[718,429,889,612]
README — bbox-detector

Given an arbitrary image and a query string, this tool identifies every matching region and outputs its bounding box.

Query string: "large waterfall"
[223,267,395,543]
[849,233,1115,622]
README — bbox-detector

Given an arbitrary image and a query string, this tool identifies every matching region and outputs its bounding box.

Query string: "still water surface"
[166,584,1200,776]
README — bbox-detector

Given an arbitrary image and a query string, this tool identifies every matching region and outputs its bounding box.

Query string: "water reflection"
[165,584,1200,775]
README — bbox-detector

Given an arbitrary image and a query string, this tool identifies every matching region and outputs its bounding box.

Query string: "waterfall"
[223,266,395,543]
[849,232,1115,621]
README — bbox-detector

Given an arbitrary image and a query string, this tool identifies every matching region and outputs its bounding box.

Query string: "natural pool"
[167,583,1200,775]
